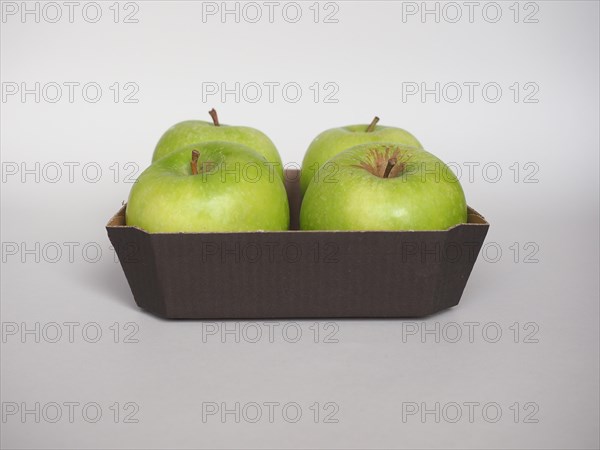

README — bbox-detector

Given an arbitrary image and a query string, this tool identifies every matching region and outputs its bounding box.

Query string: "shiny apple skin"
[300,143,467,231]
[152,120,283,179]
[300,124,423,194]
[128,141,289,233]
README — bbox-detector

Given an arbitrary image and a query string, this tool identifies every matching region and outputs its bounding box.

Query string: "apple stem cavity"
[191,150,200,175]
[383,158,397,178]
[366,116,380,132]
[209,108,220,127]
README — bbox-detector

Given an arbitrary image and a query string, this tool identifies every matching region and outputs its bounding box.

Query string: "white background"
[1,1,599,448]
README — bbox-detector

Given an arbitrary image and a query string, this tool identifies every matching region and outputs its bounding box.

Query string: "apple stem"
[366,116,380,132]
[209,108,220,126]
[383,158,397,178]
[191,150,200,175]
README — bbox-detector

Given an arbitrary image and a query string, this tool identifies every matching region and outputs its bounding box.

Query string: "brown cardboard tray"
[106,170,489,319]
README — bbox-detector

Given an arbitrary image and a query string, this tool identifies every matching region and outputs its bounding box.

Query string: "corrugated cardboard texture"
[107,170,489,319]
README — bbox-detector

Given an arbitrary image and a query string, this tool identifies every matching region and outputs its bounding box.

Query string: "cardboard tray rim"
[106,204,488,234]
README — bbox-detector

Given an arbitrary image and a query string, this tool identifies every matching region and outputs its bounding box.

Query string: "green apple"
[300,117,423,195]
[300,143,467,231]
[152,109,284,179]
[127,141,289,233]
